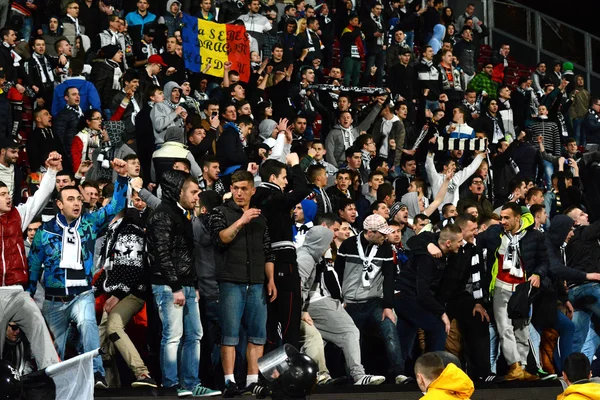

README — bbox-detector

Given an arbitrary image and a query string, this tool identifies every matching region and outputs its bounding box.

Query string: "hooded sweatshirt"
[151,126,202,182]
[421,363,475,400]
[557,379,600,400]
[293,199,318,248]
[428,24,446,55]
[297,226,334,305]
[545,215,587,283]
[150,81,185,145]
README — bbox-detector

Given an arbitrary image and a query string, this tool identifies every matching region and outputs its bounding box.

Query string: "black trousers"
[266,262,301,351]
[446,296,492,378]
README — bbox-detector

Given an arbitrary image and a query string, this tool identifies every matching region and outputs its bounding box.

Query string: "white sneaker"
[395,374,413,384]
[354,375,386,385]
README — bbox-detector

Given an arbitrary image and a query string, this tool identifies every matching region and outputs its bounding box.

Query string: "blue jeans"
[43,291,104,375]
[152,285,202,390]
[425,100,440,111]
[569,283,600,354]
[543,159,554,190]
[405,31,414,50]
[346,298,405,376]
[532,309,574,373]
[489,323,499,374]
[394,294,447,369]
[573,118,585,146]
[219,282,267,346]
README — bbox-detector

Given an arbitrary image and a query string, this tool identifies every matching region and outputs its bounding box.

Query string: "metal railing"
[485,0,600,94]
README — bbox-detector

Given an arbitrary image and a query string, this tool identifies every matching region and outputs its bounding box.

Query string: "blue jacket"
[27,175,128,297]
[52,77,102,117]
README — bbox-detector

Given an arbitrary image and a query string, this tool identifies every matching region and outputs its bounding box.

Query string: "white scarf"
[371,13,383,46]
[127,90,140,125]
[357,235,380,287]
[32,53,54,84]
[487,112,504,143]
[66,15,81,36]
[106,29,119,45]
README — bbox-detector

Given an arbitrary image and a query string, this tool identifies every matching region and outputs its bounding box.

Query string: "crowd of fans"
[1,0,600,398]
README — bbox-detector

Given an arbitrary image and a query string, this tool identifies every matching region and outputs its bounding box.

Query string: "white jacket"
[425,153,484,209]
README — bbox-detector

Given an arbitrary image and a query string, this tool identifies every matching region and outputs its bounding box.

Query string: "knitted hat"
[388,202,408,221]
[562,61,574,72]
[102,44,120,59]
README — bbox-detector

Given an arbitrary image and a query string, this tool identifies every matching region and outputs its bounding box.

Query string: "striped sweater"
[530,117,561,156]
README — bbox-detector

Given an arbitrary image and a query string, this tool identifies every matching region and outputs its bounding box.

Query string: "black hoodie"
[146,169,196,291]
[545,214,587,285]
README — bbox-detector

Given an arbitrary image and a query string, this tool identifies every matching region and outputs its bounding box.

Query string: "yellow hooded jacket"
[421,363,475,400]
[556,382,600,400]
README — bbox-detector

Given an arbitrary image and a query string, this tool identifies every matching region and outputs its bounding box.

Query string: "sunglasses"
[8,324,20,331]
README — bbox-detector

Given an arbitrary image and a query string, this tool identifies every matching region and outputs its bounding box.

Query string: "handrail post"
[487,0,494,49]
[584,34,592,92]
[526,10,532,44]
[534,11,542,64]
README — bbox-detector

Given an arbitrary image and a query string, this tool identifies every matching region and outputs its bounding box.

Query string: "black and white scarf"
[501,230,527,278]
[66,104,84,117]
[468,243,483,300]
[487,112,504,143]
[306,84,388,95]
[106,59,122,90]
[32,53,54,84]
[361,149,371,171]
[589,108,600,124]
[435,137,487,152]
[2,41,21,67]
[56,216,88,289]
[66,15,81,36]
[341,126,354,149]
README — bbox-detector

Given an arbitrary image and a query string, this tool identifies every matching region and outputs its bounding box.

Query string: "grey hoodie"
[297,226,334,305]
[150,81,185,145]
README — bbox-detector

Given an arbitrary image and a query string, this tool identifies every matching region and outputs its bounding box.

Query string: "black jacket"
[216,123,248,170]
[361,13,387,54]
[250,166,311,264]
[387,62,416,101]
[396,231,448,317]
[147,170,197,291]
[89,60,119,110]
[111,90,142,141]
[566,220,600,283]
[26,128,65,172]
[53,107,82,172]
[546,215,587,286]
[193,214,219,299]
[209,199,274,284]
[293,30,323,63]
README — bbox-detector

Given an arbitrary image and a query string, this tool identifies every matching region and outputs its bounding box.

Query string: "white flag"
[45,348,99,400]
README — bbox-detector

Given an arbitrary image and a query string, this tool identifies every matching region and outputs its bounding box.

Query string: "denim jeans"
[394,294,447,370]
[219,282,267,346]
[405,31,414,50]
[43,291,104,375]
[425,100,440,111]
[489,323,499,374]
[573,118,585,146]
[569,283,600,355]
[543,159,554,190]
[152,285,202,390]
[531,309,574,373]
[346,298,405,376]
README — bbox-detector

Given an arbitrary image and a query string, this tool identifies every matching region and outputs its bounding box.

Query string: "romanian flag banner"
[181,14,251,82]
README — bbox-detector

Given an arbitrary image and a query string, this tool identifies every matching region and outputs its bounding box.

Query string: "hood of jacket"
[160,169,189,203]
[513,207,534,233]
[557,381,600,400]
[165,125,186,143]
[432,24,446,41]
[301,199,317,224]
[548,214,575,247]
[166,0,181,14]
[297,226,333,263]
[164,81,182,103]
[423,363,474,399]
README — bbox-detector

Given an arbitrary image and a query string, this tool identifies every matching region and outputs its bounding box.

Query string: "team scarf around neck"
[56,215,89,289]
[357,234,380,287]
[501,229,527,278]
[32,53,54,84]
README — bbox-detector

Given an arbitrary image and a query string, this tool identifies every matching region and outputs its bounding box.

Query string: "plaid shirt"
[468,71,498,100]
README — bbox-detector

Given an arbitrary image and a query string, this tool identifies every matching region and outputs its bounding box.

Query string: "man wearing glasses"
[61,1,85,50]
[457,175,493,216]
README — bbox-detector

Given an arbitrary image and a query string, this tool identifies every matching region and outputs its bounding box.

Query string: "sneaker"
[177,388,193,397]
[479,373,506,384]
[537,369,558,381]
[191,384,221,397]
[324,376,348,385]
[94,373,108,389]
[242,382,270,397]
[131,374,158,388]
[222,381,241,398]
[354,375,386,385]
[317,372,332,385]
[522,368,540,382]
[395,374,414,384]
[504,362,525,381]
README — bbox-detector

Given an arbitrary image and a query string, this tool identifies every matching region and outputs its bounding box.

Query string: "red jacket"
[0,207,28,287]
